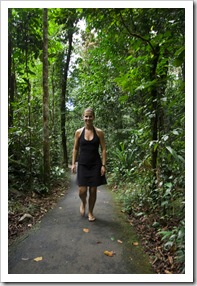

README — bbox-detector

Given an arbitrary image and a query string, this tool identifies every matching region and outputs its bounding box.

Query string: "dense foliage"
[8,8,185,273]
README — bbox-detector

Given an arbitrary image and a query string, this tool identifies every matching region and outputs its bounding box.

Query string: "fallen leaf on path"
[22,257,29,261]
[132,242,139,246]
[117,239,123,244]
[104,250,115,257]
[34,256,43,262]
[83,228,89,233]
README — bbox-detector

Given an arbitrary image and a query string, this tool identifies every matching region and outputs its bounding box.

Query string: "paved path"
[8,174,154,277]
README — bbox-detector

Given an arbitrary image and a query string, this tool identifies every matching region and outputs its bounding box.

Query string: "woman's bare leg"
[79,186,87,216]
[88,186,97,221]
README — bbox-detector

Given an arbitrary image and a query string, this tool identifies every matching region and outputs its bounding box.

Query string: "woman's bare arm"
[71,129,81,173]
[96,128,107,176]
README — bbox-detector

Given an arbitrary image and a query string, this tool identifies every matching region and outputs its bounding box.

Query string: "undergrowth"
[108,172,185,274]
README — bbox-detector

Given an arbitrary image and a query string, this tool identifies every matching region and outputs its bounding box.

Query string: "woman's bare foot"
[88,213,96,222]
[80,203,86,216]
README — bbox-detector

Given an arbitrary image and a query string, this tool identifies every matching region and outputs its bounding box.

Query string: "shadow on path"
[8,174,154,276]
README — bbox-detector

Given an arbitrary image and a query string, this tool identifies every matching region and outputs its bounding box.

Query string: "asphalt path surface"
[8,173,154,278]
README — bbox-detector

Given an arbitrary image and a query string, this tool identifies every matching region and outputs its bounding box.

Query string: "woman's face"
[83,110,94,126]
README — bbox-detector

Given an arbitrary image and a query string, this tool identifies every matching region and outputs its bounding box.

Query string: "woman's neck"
[85,125,94,130]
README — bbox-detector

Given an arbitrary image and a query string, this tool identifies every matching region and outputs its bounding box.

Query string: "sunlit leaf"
[34,256,43,262]
[117,239,123,244]
[83,228,89,233]
[135,212,144,217]
[172,129,179,135]
[132,242,139,246]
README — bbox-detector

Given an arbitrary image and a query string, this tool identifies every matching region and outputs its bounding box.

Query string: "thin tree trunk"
[43,8,50,187]
[24,18,33,190]
[150,46,160,175]
[61,26,73,167]
[51,65,55,130]
[8,8,14,128]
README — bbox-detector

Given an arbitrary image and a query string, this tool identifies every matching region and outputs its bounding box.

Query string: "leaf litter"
[128,210,184,274]
[8,180,69,246]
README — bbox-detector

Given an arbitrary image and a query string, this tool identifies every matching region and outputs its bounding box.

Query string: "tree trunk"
[23,17,33,190]
[150,46,160,175]
[61,26,73,167]
[43,8,50,187]
[51,65,55,130]
[8,8,14,128]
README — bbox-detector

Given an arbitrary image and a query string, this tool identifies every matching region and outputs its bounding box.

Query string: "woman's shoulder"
[94,127,104,136]
[75,127,84,137]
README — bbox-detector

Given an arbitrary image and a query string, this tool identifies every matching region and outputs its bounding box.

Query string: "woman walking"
[71,107,107,221]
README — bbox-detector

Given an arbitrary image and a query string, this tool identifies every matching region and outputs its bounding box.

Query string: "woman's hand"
[101,165,106,176]
[71,164,77,174]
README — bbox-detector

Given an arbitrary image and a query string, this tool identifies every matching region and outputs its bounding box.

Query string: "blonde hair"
[84,107,95,117]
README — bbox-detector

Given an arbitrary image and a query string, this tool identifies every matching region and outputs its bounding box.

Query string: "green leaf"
[173,58,183,67]
[118,95,129,103]
[172,130,179,135]
[165,182,173,188]
[161,200,168,207]
[135,212,144,217]
[166,146,185,163]
[174,46,185,57]
[162,135,169,141]
[152,221,160,228]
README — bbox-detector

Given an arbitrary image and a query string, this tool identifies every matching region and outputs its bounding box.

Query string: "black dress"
[77,127,107,187]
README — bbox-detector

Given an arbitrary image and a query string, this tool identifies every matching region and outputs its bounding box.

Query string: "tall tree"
[8,8,14,128]
[60,21,74,167]
[51,8,82,167]
[43,8,50,186]
[54,9,80,167]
